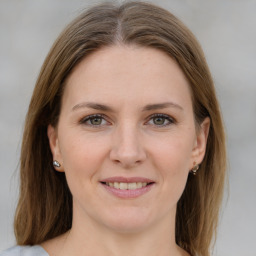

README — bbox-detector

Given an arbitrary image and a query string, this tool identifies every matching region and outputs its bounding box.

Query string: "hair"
[14,1,226,256]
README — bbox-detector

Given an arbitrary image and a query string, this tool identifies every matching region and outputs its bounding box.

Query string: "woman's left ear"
[191,117,210,166]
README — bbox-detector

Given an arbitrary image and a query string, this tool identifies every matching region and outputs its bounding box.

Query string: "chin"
[99,207,154,234]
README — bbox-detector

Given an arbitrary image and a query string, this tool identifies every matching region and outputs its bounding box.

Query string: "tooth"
[107,182,149,189]
[114,182,120,189]
[128,183,137,190]
[137,182,142,188]
[119,182,128,190]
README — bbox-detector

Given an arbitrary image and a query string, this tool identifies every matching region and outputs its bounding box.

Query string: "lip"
[100,176,155,199]
[100,176,155,183]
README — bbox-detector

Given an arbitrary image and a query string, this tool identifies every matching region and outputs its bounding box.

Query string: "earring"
[190,162,199,175]
[53,160,61,168]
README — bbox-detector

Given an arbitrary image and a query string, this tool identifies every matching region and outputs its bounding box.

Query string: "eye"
[147,114,175,127]
[80,114,109,127]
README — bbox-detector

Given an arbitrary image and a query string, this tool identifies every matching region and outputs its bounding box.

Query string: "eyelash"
[147,114,175,127]
[79,114,109,127]
[79,113,175,128]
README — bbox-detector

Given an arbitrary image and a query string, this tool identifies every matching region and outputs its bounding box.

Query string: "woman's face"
[48,45,209,233]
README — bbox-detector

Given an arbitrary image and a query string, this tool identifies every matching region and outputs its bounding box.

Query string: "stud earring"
[53,160,61,168]
[190,162,199,175]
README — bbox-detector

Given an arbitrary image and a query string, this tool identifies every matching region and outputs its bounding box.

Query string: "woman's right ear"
[47,125,64,172]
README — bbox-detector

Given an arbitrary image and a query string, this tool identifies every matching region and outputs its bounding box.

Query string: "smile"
[103,182,150,190]
[100,177,155,199]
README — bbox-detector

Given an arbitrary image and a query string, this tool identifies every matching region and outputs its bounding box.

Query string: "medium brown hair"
[15,2,226,256]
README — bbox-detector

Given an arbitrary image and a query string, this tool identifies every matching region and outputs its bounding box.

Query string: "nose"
[109,123,147,168]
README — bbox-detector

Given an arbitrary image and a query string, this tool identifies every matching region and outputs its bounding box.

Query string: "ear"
[190,117,210,168]
[47,124,64,172]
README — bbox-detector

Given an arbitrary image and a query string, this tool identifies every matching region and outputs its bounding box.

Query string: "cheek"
[58,132,109,190]
[150,134,194,200]
[152,134,194,173]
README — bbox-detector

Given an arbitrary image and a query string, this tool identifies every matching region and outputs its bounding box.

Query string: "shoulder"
[0,246,49,256]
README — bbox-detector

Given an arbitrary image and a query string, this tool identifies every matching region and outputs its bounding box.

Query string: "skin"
[44,45,210,256]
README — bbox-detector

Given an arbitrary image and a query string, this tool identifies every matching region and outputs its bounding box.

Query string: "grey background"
[0,0,255,255]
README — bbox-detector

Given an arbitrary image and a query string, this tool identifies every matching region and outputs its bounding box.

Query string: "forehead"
[63,45,192,109]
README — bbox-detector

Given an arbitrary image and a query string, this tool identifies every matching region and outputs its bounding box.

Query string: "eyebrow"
[72,102,114,112]
[72,101,183,112]
[142,102,183,111]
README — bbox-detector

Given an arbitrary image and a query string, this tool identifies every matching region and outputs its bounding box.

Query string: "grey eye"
[80,114,108,127]
[89,117,103,125]
[147,114,174,127]
[153,116,166,125]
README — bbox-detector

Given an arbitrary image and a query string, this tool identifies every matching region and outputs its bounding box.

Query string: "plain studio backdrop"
[0,1,255,255]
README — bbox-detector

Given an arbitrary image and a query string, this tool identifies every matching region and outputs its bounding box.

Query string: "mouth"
[100,181,154,190]
[99,177,155,198]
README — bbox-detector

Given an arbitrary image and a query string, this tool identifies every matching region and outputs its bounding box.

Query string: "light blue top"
[0,246,49,256]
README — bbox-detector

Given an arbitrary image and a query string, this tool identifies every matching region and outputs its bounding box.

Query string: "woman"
[1,1,226,256]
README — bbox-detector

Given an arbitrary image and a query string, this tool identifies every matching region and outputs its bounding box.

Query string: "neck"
[55,209,188,256]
